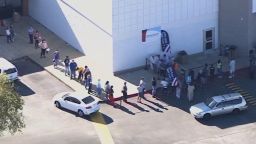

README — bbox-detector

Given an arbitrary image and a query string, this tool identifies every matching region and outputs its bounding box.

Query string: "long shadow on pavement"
[140,101,163,113]
[144,98,168,110]
[125,101,150,113]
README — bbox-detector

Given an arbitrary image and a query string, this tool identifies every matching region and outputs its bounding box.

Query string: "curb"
[27,56,76,91]
[27,56,143,102]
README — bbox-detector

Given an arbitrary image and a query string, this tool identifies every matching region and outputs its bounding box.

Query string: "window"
[226,98,242,105]
[4,68,17,74]
[70,97,81,104]
[64,97,71,101]
[205,98,217,109]
[82,96,95,104]
[216,102,225,108]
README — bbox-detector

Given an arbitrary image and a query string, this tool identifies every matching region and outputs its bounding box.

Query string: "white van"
[0,57,18,81]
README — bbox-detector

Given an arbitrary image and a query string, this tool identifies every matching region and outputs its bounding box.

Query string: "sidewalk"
[0,16,139,100]
[0,16,251,101]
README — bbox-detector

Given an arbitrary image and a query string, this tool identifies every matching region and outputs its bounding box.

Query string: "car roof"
[0,57,16,70]
[212,93,242,103]
[65,92,91,100]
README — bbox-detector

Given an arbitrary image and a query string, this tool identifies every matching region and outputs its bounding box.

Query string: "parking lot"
[1,57,256,144]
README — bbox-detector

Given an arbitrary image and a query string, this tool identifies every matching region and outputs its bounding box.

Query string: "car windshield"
[4,68,17,74]
[205,98,217,109]
[82,96,95,104]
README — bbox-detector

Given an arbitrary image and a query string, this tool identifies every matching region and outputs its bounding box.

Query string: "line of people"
[27,26,50,58]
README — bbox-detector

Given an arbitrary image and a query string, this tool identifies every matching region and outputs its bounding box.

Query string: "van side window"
[230,97,242,105]
[216,102,225,108]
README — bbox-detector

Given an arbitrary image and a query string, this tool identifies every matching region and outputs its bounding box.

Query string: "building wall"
[248,0,256,51]
[29,0,113,71]
[219,0,249,57]
[113,0,219,72]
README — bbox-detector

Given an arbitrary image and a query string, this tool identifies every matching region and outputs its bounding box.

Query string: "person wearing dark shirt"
[69,60,77,79]
[64,56,70,76]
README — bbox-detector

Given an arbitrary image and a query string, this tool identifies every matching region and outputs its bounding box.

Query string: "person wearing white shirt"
[229,58,236,78]
[5,27,11,43]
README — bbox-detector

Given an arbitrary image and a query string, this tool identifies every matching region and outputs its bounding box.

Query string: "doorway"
[203,28,215,51]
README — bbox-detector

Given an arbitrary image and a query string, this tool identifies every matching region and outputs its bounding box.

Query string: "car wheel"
[233,108,240,114]
[203,113,211,119]
[55,101,61,108]
[78,110,84,117]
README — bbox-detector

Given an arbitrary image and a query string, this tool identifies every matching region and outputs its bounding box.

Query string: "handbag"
[46,48,50,52]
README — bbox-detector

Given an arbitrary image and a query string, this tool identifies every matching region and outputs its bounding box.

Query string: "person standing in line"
[139,77,146,91]
[104,81,110,101]
[77,66,84,83]
[96,79,102,97]
[88,80,92,94]
[34,30,41,48]
[109,85,115,106]
[64,56,70,76]
[187,83,195,102]
[69,60,77,79]
[209,64,215,80]
[229,58,236,79]
[40,39,48,58]
[137,84,144,103]
[85,74,92,89]
[83,66,91,84]
[176,82,181,99]
[10,25,15,42]
[216,59,223,78]
[5,27,11,43]
[52,50,60,68]
[120,82,128,106]
[188,69,195,83]
[151,77,157,98]
[28,26,34,44]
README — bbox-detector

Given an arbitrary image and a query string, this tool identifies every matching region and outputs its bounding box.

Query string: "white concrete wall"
[113,0,219,72]
[29,0,113,72]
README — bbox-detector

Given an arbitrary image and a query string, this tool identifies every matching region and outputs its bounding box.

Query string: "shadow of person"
[140,102,163,113]
[117,105,135,115]
[125,101,149,112]
[143,98,168,110]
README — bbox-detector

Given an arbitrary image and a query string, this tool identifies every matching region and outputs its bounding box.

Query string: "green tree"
[0,74,25,135]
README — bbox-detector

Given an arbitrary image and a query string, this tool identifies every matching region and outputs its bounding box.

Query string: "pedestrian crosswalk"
[226,83,256,106]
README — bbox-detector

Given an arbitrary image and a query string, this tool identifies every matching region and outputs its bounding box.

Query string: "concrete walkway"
[0,16,140,100]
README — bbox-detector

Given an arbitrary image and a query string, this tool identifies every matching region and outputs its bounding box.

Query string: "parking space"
[0,57,101,144]
[1,59,256,144]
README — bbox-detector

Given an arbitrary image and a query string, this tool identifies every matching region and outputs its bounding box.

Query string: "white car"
[53,92,100,117]
[0,57,18,81]
[190,93,247,119]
